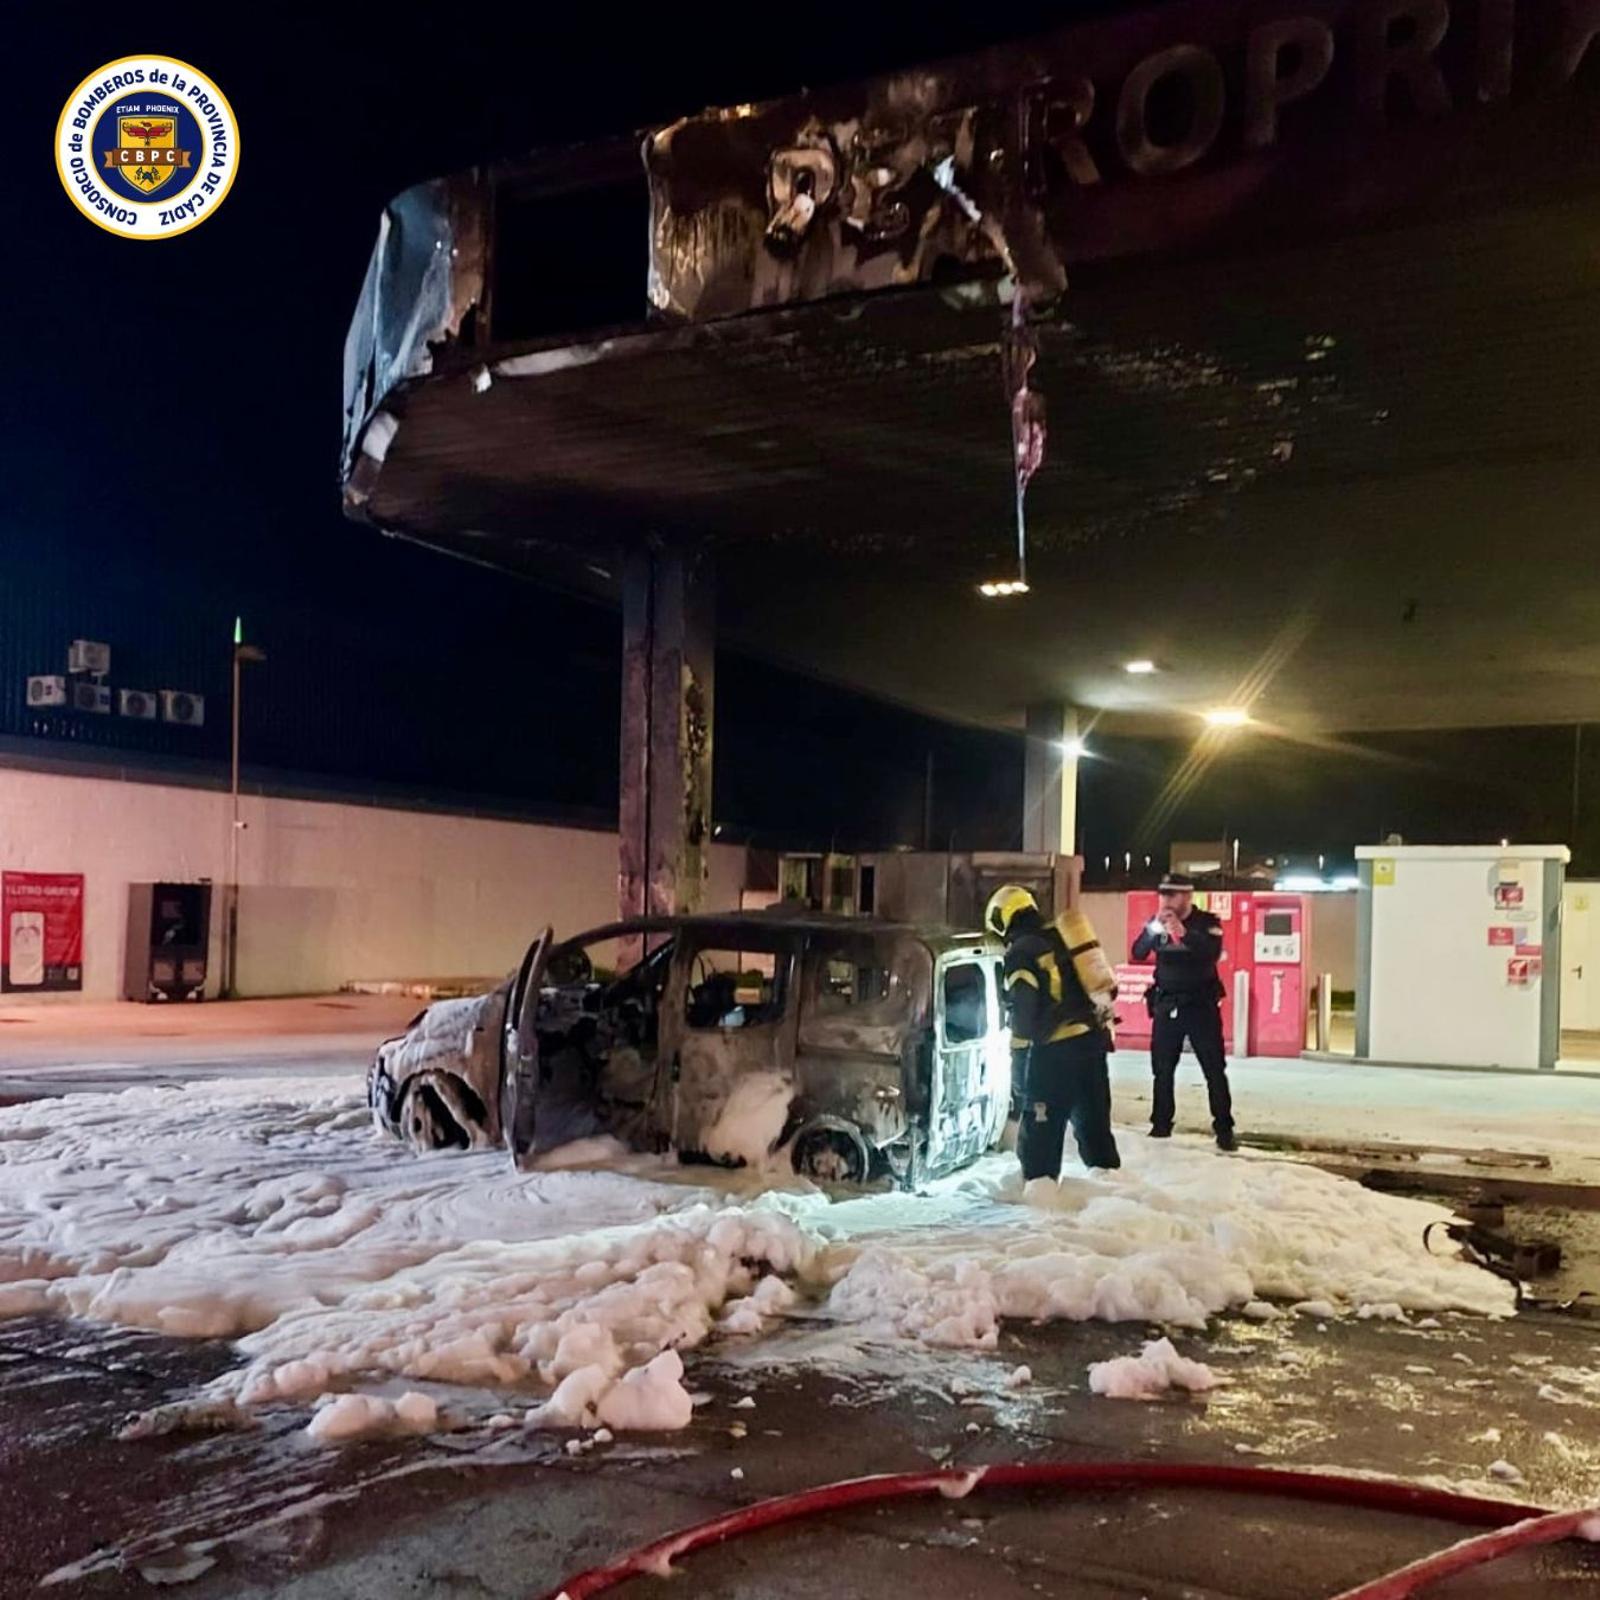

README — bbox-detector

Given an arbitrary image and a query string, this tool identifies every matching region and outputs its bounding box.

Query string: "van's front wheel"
[399,1073,473,1153]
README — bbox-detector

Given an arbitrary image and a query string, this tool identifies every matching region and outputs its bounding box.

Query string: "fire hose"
[537,1461,1599,1600]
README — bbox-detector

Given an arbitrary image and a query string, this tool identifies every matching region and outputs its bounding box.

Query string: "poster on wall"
[2,872,84,992]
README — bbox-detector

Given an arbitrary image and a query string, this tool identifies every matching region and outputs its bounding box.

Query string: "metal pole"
[1015,483,1028,589]
[1316,972,1333,1053]
[922,749,934,851]
[1572,723,1583,856]
[226,636,241,999]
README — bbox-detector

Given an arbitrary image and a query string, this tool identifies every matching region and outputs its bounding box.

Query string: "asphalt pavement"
[4,1306,1599,1597]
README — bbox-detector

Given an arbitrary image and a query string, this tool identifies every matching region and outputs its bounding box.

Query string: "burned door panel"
[794,933,932,1158]
[925,950,1012,1177]
[502,927,555,1168]
[664,929,800,1163]
[591,938,674,1148]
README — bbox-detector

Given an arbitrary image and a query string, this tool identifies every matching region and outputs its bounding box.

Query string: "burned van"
[368,910,1012,1185]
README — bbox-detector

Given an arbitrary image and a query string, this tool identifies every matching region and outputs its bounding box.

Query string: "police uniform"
[1131,885,1235,1145]
[990,891,1121,1179]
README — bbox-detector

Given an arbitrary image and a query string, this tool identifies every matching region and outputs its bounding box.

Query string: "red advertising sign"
[1487,926,1514,947]
[2,872,84,992]
[1493,884,1525,910]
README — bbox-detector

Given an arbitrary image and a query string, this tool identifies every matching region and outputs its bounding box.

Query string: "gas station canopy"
[342,1,1600,736]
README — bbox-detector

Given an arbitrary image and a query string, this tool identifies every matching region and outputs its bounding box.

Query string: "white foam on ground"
[811,1145,1511,1350]
[0,1082,1512,1442]
[1089,1337,1220,1399]
[305,1389,439,1443]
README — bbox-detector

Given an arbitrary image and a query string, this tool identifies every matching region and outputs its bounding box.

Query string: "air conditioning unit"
[68,639,111,676]
[119,689,159,720]
[71,680,111,714]
[161,690,205,727]
[26,675,67,708]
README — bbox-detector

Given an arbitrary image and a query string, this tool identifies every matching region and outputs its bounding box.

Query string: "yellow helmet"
[984,884,1038,941]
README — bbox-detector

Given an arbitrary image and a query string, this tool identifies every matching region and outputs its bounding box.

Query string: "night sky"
[8,4,1594,876]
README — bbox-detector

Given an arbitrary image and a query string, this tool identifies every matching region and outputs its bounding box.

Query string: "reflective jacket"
[1003,909,1115,1050]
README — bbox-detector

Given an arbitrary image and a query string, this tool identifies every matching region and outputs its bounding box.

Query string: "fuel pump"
[1246,893,1309,1057]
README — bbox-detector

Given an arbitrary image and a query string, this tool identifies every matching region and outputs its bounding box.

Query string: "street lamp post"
[223,618,265,999]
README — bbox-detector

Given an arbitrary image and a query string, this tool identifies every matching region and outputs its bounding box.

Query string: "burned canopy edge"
[646,0,1600,320]
[342,171,488,484]
[339,0,1600,525]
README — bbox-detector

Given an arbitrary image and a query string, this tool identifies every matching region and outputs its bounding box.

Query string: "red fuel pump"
[1112,890,1310,1058]
[1245,893,1307,1057]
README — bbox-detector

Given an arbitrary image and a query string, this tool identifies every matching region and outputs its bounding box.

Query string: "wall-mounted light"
[1056,736,1088,759]
[979,579,1031,598]
[1124,659,1157,675]
[1204,707,1251,727]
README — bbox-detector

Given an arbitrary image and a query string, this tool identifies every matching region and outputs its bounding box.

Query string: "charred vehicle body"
[368,911,1012,1184]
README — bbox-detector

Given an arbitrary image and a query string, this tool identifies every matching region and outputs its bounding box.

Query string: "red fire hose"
[538,1461,1598,1600]
[1329,1505,1600,1600]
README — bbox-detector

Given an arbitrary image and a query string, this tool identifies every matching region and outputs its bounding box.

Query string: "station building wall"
[0,765,747,1002]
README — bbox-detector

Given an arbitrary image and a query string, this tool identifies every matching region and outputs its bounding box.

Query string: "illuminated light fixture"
[1275,873,1360,893]
[1056,736,1088,759]
[1204,707,1251,728]
[979,579,1031,598]
[1124,659,1157,675]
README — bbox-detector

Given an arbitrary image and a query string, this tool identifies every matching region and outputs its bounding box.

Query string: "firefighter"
[1131,873,1237,1150]
[985,885,1121,1179]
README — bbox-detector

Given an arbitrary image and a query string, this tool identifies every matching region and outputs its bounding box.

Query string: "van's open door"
[501,926,553,1169]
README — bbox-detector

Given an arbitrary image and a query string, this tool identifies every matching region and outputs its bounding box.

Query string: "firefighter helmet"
[984,884,1038,941]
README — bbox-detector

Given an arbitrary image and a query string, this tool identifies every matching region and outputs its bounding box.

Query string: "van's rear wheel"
[792,1125,870,1184]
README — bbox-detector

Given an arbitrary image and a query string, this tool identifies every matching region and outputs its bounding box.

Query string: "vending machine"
[124,882,212,1002]
[1113,890,1309,1058]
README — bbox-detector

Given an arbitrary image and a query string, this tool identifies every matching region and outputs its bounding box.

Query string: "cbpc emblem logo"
[55,56,238,239]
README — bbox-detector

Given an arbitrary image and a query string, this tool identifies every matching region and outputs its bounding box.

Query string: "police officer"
[1131,873,1237,1150]
[985,885,1121,1178]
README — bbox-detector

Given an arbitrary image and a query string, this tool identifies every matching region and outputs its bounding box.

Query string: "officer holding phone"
[1130,873,1236,1151]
